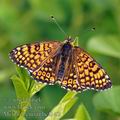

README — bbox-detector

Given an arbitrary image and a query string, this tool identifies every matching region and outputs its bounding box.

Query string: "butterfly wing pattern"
[73,47,112,91]
[9,41,62,84]
[61,60,81,91]
[9,38,112,92]
[30,55,61,85]
[59,46,111,92]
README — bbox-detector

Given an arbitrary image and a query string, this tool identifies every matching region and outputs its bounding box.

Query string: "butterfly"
[9,37,112,92]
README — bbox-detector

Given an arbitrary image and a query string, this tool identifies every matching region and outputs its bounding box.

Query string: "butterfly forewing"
[9,41,62,71]
[74,47,112,91]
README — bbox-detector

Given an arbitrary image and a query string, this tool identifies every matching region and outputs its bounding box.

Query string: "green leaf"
[75,104,91,120]
[30,81,46,97]
[11,75,30,99]
[17,116,26,120]
[45,91,77,120]
[16,66,31,91]
[11,75,30,118]
[93,86,120,115]
[87,35,120,59]
[11,66,46,119]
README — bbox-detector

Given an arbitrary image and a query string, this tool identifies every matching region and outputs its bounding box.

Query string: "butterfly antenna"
[50,15,67,37]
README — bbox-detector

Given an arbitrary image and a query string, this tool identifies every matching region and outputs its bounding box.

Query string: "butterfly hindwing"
[60,50,82,91]
[74,47,112,91]
[61,62,82,91]
[9,41,62,71]
[29,54,61,84]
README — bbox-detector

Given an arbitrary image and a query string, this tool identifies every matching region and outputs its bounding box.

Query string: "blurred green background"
[0,0,120,120]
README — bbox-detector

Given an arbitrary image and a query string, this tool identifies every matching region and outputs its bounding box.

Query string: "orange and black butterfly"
[9,37,112,92]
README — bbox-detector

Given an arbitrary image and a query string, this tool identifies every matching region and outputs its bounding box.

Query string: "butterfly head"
[64,36,79,47]
[64,36,74,43]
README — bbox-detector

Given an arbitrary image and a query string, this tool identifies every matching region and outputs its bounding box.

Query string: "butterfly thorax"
[57,42,72,80]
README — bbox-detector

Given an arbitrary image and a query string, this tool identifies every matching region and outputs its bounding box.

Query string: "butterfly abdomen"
[57,62,65,79]
[57,43,72,79]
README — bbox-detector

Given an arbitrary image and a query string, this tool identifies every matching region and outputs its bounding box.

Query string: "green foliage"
[45,92,77,120]
[11,74,30,99]
[75,104,91,120]
[11,67,45,120]
[93,86,120,115]
[87,35,120,59]
[29,0,64,20]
